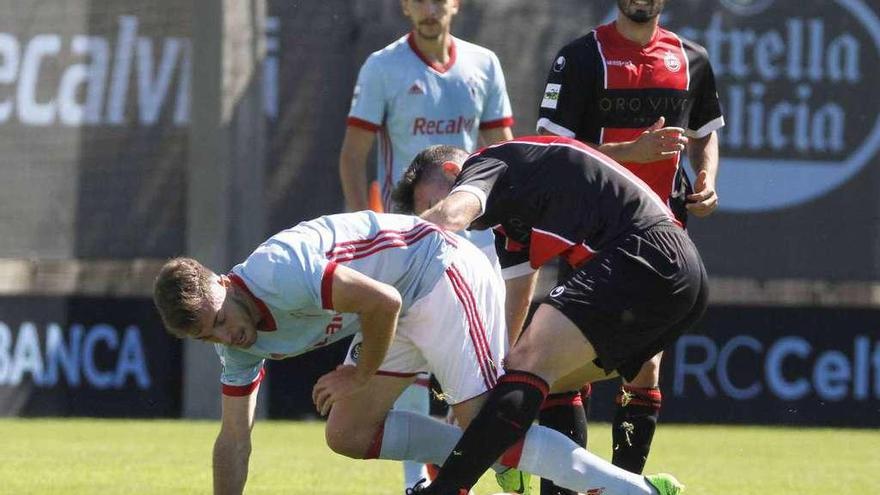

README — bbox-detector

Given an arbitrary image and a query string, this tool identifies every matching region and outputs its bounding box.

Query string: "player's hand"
[629,116,688,163]
[686,170,718,217]
[312,365,369,416]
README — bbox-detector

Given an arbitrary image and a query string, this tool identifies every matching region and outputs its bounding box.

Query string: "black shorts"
[544,223,708,382]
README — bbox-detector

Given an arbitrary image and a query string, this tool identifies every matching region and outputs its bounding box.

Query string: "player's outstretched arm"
[420,190,482,232]
[213,386,260,495]
[312,264,402,416]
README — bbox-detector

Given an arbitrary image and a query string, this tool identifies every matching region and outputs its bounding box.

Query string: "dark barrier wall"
[0,297,181,417]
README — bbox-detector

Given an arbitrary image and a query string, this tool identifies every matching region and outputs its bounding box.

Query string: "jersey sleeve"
[536,40,596,138]
[449,155,508,217]
[479,52,515,130]
[215,344,266,397]
[234,239,338,312]
[347,54,385,132]
[686,50,724,138]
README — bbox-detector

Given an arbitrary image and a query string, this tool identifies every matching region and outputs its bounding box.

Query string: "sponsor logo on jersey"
[466,75,481,98]
[550,286,565,297]
[606,59,634,67]
[541,83,561,109]
[553,55,566,72]
[350,342,361,362]
[408,81,426,95]
[598,95,687,114]
[663,50,682,72]
[312,313,344,348]
[412,116,475,135]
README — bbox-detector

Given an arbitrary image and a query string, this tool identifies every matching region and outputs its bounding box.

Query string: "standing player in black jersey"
[407,136,707,495]
[535,1,724,486]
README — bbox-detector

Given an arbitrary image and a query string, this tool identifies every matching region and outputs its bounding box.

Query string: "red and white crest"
[663,50,681,72]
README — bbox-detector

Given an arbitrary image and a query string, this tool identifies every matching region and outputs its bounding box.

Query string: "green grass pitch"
[1,418,876,494]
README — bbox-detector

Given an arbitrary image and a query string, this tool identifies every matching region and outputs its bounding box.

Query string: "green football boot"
[495,467,532,494]
[645,473,685,495]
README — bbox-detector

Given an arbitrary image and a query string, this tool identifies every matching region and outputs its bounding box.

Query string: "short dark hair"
[153,257,214,338]
[392,145,469,213]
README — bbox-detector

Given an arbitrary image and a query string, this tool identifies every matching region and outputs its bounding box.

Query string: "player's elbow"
[351,284,402,327]
[355,281,403,315]
[444,216,471,233]
[368,284,402,315]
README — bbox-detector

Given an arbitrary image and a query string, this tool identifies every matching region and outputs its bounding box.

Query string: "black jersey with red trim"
[450,136,679,273]
[536,22,724,224]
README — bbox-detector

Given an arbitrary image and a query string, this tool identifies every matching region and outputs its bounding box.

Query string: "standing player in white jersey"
[153,212,508,495]
[338,1,514,489]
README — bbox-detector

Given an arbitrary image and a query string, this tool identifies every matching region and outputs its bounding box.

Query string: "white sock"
[518,425,657,495]
[378,410,460,465]
[379,411,657,495]
[379,410,508,472]
[390,383,432,490]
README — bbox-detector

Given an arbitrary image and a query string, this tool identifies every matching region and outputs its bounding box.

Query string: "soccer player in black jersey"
[536,1,724,488]
[405,136,707,495]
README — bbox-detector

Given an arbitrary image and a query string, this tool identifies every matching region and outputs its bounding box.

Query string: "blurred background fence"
[0,0,878,426]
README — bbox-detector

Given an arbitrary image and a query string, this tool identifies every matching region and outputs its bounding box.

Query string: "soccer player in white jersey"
[153,212,508,494]
[338,0,514,489]
[156,211,686,494]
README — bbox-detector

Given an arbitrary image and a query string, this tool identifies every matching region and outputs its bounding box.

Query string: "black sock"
[538,389,587,495]
[611,385,661,474]
[428,370,549,495]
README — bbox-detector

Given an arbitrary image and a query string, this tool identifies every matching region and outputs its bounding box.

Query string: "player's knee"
[324,423,371,459]
[628,353,663,387]
[504,337,542,370]
[503,339,560,384]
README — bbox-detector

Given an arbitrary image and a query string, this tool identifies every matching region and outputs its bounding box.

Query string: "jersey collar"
[407,31,457,74]
[228,273,277,332]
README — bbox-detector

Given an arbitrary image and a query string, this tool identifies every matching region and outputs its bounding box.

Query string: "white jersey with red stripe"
[216,212,463,394]
[347,32,514,211]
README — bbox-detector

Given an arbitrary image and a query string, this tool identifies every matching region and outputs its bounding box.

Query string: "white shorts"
[345,240,507,405]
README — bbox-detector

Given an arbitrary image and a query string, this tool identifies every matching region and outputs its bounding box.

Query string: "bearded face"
[617,0,666,23]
